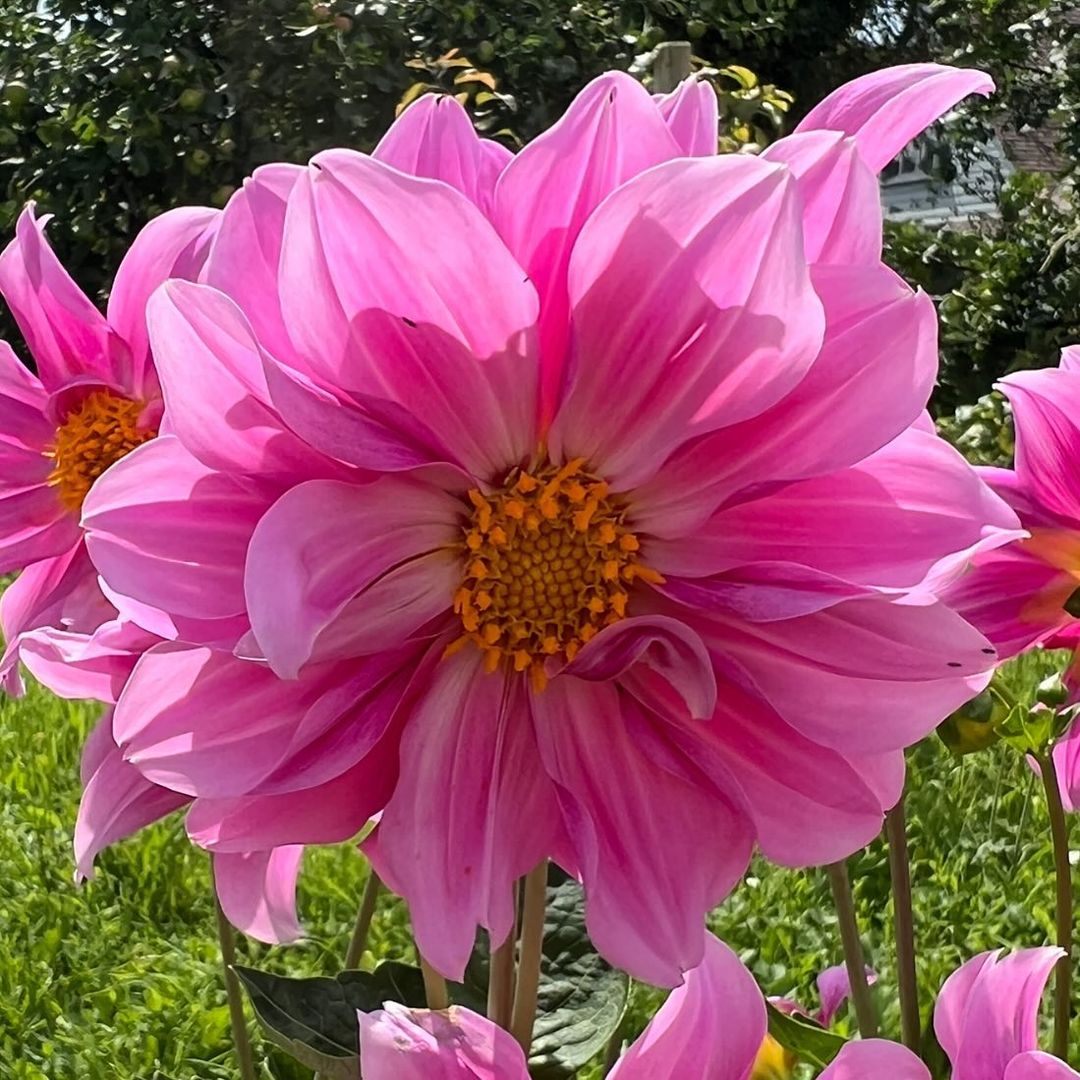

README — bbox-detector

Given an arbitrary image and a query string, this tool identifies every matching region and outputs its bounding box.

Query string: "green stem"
[420,955,450,1010]
[344,870,381,969]
[886,793,921,1053]
[1039,750,1073,1061]
[510,862,548,1053]
[209,860,257,1080]
[826,860,878,1038]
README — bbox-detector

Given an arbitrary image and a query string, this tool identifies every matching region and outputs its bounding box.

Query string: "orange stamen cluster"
[46,390,156,512]
[449,458,662,691]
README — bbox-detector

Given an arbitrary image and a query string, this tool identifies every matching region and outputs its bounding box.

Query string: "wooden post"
[653,41,692,93]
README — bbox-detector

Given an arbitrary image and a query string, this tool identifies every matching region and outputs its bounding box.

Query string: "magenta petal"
[820,1040,931,1079]
[493,71,681,423]
[0,340,52,450]
[610,933,766,1080]
[245,476,459,678]
[75,717,189,879]
[0,205,116,390]
[213,847,305,944]
[1005,1052,1080,1079]
[653,77,719,157]
[358,1003,530,1080]
[532,677,753,986]
[374,94,511,213]
[1052,720,1080,813]
[551,155,824,489]
[107,205,219,396]
[1061,345,1080,373]
[816,962,877,1026]
[368,648,560,981]
[796,63,995,172]
[0,482,78,574]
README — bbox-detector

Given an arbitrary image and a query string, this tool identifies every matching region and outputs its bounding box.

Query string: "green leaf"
[765,1001,848,1069]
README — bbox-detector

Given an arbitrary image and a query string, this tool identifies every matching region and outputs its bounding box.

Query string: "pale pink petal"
[817,963,877,1026]
[611,933,764,1080]
[366,648,561,981]
[0,205,117,390]
[550,155,824,489]
[1061,345,1080,373]
[935,948,1064,1080]
[653,77,718,157]
[107,205,219,395]
[245,475,460,678]
[213,847,305,944]
[493,71,681,423]
[374,94,512,213]
[796,63,995,172]
[1005,1052,1080,1079]
[75,718,189,879]
[531,677,753,986]
[820,1040,931,1079]
[358,1003,530,1080]
[763,130,882,264]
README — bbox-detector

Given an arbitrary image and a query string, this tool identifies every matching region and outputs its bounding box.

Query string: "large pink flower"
[357,933,928,1079]
[935,947,1078,1079]
[82,65,1016,983]
[0,203,219,692]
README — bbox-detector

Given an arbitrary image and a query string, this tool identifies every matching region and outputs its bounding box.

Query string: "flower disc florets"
[451,458,662,690]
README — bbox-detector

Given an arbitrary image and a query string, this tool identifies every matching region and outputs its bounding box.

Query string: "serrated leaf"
[766,1001,847,1069]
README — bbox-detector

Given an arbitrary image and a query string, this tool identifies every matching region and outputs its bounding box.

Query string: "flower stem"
[209,860,257,1080]
[510,861,548,1053]
[1039,750,1073,1061]
[344,869,382,969]
[886,792,921,1053]
[420,955,450,1010]
[487,883,519,1029]
[826,859,878,1038]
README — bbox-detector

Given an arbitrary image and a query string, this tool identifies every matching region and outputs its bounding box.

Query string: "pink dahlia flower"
[357,933,928,1079]
[83,65,1017,981]
[935,947,1078,1078]
[0,203,218,693]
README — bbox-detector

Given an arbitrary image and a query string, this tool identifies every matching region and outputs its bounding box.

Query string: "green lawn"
[2,651,1073,1077]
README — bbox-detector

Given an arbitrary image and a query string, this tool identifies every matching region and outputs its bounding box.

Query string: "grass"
[2,650,1074,1077]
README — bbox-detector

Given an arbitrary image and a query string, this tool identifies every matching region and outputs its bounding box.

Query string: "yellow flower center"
[46,389,156,513]
[449,458,662,691]
[751,1034,797,1079]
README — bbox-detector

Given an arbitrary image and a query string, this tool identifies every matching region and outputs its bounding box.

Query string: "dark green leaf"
[765,1001,848,1069]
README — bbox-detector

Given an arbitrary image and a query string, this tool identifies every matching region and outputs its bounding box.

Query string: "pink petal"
[107,205,220,396]
[358,1002,530,1080]
[205,163,304,363]
[492,71,681,424]
[1061,345,1080,373]
[610,933,765,1080]
[935,948,1064,1080]
[1005,1052,1080,1079]
[245,475,460,678]
[366,648,561,981]
[816,963,877,1026]
[0,340,52,449]
[653,77,718,157]
[213,846,305,944]
[0,482,78,573]
[820,1040,931,1079]
[374,94,512,213]
[279,152,539,477]
[75,716,190,879]
[531,676,753,986]
[796,63,995,172]
[0,205,117,390]
[1052,720,1080,813]
[550,155,824,489]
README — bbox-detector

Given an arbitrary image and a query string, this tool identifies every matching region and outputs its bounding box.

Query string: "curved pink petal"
[763,130,882,264]
[245,475,460,678]
[0,205,117,390]
[1061,345,1080,373]
[358,1003,529,1080]
[935,948,1064,1080]
[1052,720,1080,813]
[633,264,935,537]
[816,963,877,1026]
[279,151,539,476]
[550,155,824,490]
[213,846,305,944]
[492,71,681,424]
[1005,1052,1080,1079]
[205,163,304,363]
[1000,368,1080,525]
[0,483,78,573]
[0,340,52,450]
[610,933,765,1080]
[107,205,220,396]
[75,717,190,880]
[653,77,718,157]
[531,676,753,986]
[820,1040,931,1079]
[366,648,562,981]
[796,63,995,172]
[374,94,512,213]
